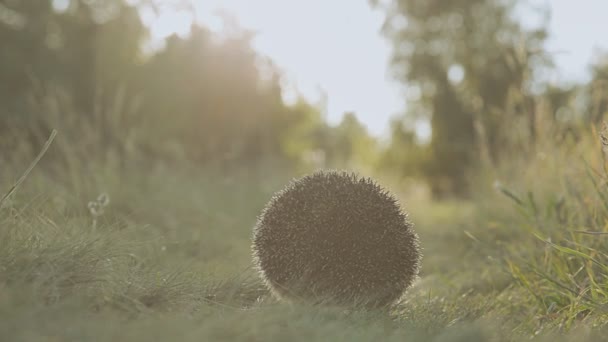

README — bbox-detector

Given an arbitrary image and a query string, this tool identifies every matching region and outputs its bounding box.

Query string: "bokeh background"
[2,0,607,197]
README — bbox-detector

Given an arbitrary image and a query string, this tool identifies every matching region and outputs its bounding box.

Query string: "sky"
[143,0,608,137]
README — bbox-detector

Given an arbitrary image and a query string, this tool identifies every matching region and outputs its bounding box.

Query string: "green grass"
[1,131,608,341]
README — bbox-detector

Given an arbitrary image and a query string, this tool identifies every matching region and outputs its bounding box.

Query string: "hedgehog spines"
[252,170,421,308]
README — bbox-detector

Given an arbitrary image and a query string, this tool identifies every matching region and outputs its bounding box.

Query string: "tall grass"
[0,119,492,341]
[483,119,608,333]
[1,86,608,341]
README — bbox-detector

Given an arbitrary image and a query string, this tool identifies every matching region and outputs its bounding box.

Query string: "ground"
[1,151,607,342]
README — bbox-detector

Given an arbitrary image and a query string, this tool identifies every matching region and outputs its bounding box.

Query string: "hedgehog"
[252,170,421,308]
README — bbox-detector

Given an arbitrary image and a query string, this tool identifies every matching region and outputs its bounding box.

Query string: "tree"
[136,24,327,164]
[588,55,608,124]
[0,1,57,116]
[0,0,147,131]
[378,117,428,180]
[372,0,549,197]
[321,112,377,168]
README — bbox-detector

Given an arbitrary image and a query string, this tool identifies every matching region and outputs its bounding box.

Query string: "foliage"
[321,113,379,169]
[373,0,550,197]
[2,119,608,339]
[0,0,330,169]
[482,120,608,333]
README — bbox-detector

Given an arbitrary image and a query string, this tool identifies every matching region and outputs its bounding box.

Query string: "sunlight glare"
[187,0,403,134]
[146,0,608,136]
[143,4,193,40]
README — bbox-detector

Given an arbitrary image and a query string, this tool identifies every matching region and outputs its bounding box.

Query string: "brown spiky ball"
[252,170,421,308]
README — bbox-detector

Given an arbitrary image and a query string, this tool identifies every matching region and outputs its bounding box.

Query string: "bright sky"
[143,0,608,137]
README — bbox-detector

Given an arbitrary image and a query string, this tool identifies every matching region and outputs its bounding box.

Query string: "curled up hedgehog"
[252,170,421,309]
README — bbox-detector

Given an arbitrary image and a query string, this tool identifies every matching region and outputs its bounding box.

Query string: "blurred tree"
[0,0,358,171]
[536,84,581,144]
[0,1,57,116]
[136,24,326,164]
[280,99,327,168]
[378,117,428,180]
[321,112,378,168]
[0,0,147,137]
[372,0,550,197]
[588,55,608,124]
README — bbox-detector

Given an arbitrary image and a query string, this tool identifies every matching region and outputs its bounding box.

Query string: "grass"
[1,125,608,341]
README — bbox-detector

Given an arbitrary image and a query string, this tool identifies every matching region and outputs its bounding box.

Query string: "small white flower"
[97,193,110,207]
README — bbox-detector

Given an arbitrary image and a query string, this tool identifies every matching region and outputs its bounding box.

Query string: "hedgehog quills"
[252,170,421,308]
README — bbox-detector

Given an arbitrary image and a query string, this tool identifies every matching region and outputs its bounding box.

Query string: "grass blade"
[0,129,57,208]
